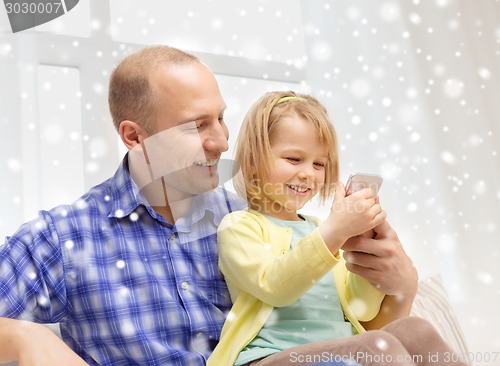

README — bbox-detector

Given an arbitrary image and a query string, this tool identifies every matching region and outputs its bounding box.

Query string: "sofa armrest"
[411,274,472,366]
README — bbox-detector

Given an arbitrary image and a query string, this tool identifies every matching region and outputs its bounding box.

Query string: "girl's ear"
[119,120,146,150]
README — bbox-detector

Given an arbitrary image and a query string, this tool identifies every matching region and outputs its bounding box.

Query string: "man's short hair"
[108,45,199,134]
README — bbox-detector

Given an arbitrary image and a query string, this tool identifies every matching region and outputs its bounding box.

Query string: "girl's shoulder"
[219,209,266,230]
[222,208,261,219]
[220,210,323,229]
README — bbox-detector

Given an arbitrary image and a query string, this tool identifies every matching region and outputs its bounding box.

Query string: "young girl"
[208,92,466,366]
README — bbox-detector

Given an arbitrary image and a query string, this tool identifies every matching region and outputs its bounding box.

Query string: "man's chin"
[165,170,220,196]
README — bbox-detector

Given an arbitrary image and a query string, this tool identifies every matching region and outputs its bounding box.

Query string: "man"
[0,46,417,365]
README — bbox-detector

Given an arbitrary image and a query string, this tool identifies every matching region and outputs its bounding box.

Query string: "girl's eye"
[314,162,325,167]
[286,157,300,162]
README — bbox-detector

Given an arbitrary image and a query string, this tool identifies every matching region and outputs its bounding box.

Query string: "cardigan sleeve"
[217,211,339,307]
[345,271,385,321]
[332,258,385,322]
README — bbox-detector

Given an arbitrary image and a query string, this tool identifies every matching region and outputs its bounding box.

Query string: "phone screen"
[345,173,383,197]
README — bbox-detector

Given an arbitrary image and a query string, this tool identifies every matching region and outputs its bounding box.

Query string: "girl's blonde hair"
[234,91,339,210]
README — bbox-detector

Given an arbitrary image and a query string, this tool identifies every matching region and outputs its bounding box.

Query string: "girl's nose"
[298,164,315,181]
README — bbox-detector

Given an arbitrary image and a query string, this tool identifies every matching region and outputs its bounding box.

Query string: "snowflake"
[379,2,401,23]
[65,240,75,250]
[404,200,418,214]
[7,158,22,172]
[478,67,492,80]
[443,78,464,99]
[475,272,493,285]
[311,41,332,62]
[350,78,371,99]
[441,151,456,165]
[88,137,109,158]
[375,337,389,351]
[43,124,64,144]
[409,13,422,25]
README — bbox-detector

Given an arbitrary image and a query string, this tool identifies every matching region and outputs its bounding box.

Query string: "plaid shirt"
[0,157,245,365]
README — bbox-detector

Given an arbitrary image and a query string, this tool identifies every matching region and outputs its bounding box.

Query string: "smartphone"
[345,173,383,198]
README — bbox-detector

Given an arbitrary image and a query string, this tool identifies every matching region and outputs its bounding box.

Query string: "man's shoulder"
[32,177,115,232]
[21,164,129,236]
[5,177,116,246]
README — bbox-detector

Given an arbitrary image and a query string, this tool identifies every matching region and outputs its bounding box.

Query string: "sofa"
[410,274,471,366]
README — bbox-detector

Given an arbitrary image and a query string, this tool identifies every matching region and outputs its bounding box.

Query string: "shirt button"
[170,234,176,242]
[181,281,189,290]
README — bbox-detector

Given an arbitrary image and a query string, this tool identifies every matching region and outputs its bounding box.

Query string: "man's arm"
[341,220,418,330]
[0,317,87,366]
[0,212,87,364]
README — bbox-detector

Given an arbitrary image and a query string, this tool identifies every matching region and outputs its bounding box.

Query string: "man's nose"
[203,122,229,153]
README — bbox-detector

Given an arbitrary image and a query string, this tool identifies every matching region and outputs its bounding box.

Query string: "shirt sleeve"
[0,210,67,323]
[217,211,339,307]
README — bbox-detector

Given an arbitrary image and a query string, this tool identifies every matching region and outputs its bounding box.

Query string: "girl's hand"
[356,196,381,239]
[318,182,386,253]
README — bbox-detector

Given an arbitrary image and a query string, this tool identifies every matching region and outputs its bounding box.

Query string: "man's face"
[130,62,229,205]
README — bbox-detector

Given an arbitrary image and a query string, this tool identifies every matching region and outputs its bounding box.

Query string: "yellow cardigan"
[207,210,385,366]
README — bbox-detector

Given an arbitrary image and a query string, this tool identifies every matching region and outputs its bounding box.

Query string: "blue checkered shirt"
[0,157,245,365]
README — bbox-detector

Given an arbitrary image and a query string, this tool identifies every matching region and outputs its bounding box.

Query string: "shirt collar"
[174,188,241,233]
[107,155,166,223]
[107,155,246,229]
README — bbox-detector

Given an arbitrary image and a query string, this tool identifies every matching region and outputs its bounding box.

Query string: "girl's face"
[259,115,328,221]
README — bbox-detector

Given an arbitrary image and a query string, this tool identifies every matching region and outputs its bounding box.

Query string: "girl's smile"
[260,114,328,221]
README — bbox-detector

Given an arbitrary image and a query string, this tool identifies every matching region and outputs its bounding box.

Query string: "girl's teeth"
[289,185,307,192]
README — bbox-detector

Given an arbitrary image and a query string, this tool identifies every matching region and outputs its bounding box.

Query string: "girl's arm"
[218,211,338,307]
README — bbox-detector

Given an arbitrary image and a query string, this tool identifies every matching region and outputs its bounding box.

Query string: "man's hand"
[342,220,418,297]
[341,220,418,329]
[0,319,88,366]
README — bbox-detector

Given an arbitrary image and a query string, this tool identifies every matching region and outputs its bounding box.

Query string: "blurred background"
[1,0,499,363]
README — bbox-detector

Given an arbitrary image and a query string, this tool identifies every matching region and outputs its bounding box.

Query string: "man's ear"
[119,120,145,150]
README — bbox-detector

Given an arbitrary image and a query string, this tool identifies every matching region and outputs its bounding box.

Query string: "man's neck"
[133,174,196,224]
[152,205,175,224]
[152,194,195,225]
